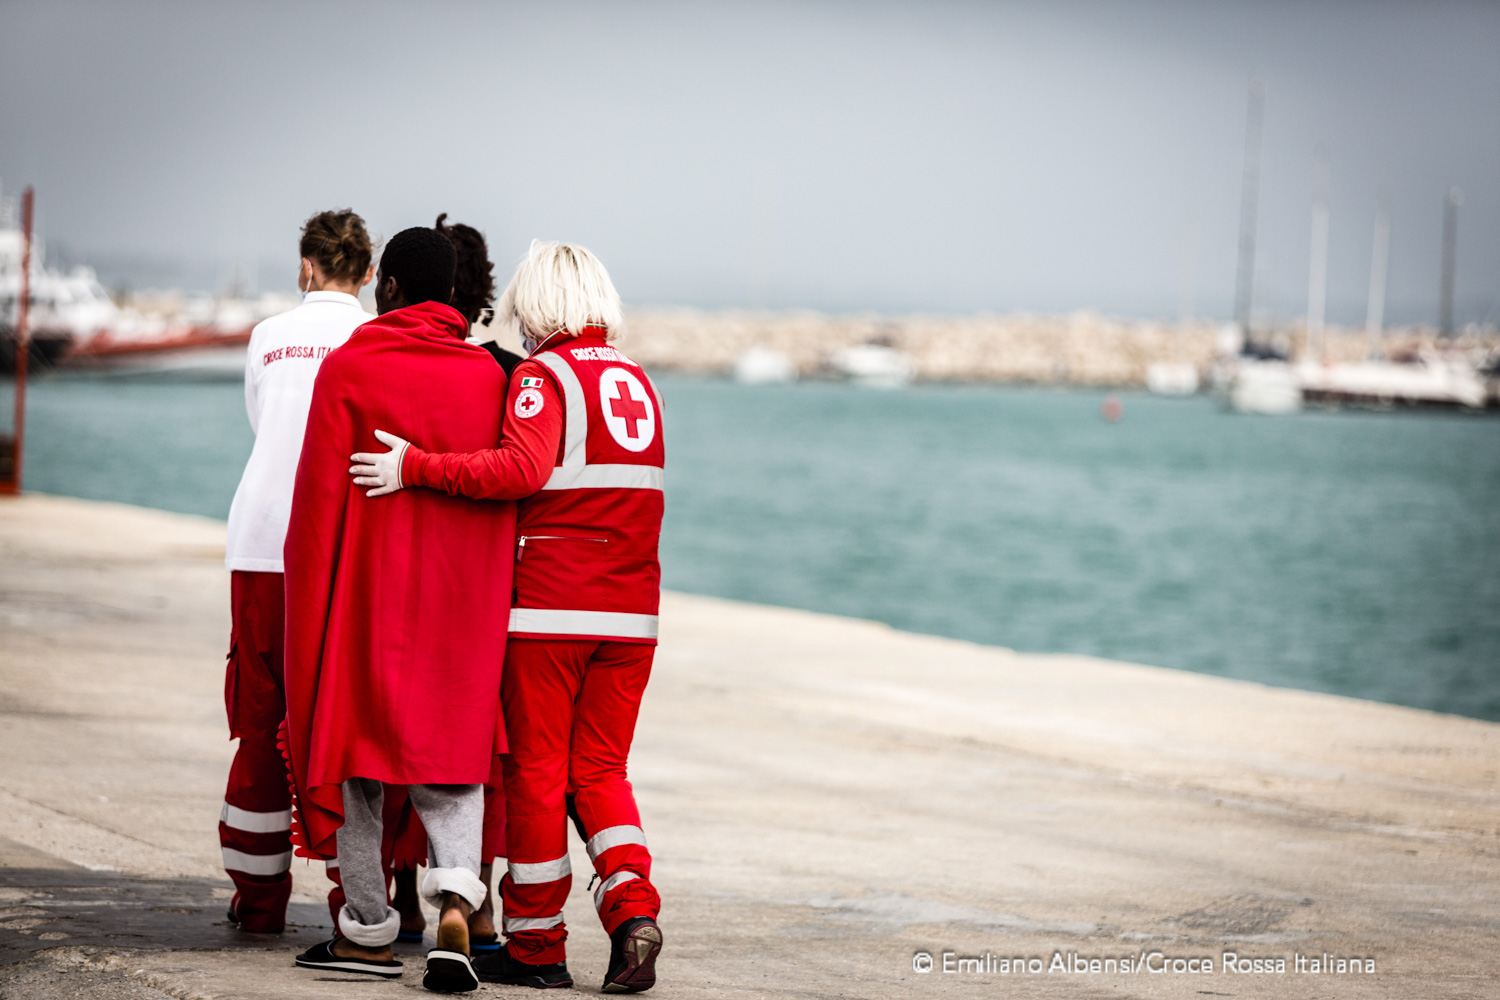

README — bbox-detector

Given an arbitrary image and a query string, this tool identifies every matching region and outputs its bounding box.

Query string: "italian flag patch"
[520,376,544,388]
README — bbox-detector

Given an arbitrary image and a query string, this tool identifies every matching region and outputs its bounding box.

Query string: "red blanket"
[282,301,515,859]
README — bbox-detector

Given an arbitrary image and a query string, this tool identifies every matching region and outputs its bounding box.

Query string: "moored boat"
[0,185,118,373]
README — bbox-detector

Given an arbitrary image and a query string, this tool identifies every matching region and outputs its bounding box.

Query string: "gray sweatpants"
[336,778,488,947]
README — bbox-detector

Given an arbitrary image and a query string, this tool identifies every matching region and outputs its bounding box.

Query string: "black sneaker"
[603,916,661,993]
[294,938,404,978]
[472,947,574,989]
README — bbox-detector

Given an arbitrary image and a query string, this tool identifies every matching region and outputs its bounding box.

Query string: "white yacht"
[733,346,797,384]
[1297,353,1488,410]
[830,342,914,388]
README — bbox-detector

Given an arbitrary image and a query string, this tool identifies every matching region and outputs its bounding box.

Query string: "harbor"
[4,180,1496,406]
[2,4,1497,996]
[15,374,1499,723]
[626,307,1500,407]
[1,493,1497,998]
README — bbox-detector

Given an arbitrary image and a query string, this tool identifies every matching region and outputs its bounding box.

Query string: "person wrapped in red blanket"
[283,226,515,993]
[349,240,664,994]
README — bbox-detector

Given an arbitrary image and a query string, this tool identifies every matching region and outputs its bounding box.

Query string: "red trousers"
[483,754,506,865]
[500,639,660,965]
[221,571,293,932]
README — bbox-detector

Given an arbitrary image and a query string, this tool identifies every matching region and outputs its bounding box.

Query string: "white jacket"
[225,291,373,573]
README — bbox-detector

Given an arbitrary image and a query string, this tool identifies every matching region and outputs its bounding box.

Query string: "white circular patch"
[598,367,656,452]
[514,387,545,420]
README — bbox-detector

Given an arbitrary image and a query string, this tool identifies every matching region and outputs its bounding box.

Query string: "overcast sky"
[2,0,1496,325]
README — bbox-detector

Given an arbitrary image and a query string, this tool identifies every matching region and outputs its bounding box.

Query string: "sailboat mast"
[1233,80,1265,344]
[1439,187,1461,337]
[1364,202,1390,358]
[1178,212,1196,331]
[1306,159,1330,362]
[3,187,33,495]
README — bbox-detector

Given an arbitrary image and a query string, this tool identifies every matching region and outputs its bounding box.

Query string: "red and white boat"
[62,290,298,379]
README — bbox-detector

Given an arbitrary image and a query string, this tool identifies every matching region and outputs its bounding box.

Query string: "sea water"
[16,374,1500,721]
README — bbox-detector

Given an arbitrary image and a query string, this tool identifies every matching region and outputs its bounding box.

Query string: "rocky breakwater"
[620,308,1498,388]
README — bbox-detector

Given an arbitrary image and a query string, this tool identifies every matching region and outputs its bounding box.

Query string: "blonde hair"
[497,239,625,343]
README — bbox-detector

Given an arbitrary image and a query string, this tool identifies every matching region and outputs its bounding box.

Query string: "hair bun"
[300,209,372,284]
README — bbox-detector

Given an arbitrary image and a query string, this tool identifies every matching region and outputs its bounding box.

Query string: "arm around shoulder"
[400,371,563,500]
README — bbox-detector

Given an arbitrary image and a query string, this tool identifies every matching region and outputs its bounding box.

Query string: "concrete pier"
[1,493,1496,998]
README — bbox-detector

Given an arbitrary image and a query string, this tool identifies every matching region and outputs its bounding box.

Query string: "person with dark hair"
[385,214,510,947]
[434,213,495,327]
[436,212,525,376]
[404,212,518,954]
[220,208,374,935]
[283,226,517,993]
[349,240,664,994]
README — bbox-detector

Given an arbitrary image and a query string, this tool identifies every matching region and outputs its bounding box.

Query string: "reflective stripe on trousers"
[221,801,292,834]
[593,870,640,912]
[586,824,647,862]
[508,855,572,884]
[503,912,565,934]
[221,846,292,876]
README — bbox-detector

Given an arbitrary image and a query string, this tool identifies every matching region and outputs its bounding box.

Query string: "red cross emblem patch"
[514,387,545,419]
[599,368,656,452]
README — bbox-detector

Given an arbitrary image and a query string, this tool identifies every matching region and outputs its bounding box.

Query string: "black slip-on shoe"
[423,949,479,993]
[603,916,662,993]
[294,938,404,978]
[472,947,574,989]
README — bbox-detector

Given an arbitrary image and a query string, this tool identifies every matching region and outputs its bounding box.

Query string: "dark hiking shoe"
[472,947,574,989]
[294,939,404,978]
[603,916,661,993]
[423,949,479,993]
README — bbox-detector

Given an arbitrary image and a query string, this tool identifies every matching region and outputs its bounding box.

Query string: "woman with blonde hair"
[351,240,665,992]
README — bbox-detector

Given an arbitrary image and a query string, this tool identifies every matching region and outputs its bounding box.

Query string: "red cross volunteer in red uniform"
[349,240,664,994]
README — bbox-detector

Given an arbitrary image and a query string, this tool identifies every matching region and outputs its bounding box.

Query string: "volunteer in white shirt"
[219,209,374,934]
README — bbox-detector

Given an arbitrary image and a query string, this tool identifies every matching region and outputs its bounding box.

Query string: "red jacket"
[282,301,516,859]
[403,330,664,644]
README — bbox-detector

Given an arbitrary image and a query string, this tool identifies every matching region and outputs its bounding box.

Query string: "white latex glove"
[350,429,410,498]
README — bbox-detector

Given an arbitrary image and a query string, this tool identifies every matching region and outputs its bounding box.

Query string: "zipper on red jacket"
[516,534,608,561]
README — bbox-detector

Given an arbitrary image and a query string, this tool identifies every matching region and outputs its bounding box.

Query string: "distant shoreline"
[613,308,1500,388]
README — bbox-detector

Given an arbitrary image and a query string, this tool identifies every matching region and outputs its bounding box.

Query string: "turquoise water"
[16,375,1500,721]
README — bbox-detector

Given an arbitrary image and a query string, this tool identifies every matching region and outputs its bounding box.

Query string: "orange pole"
[4,187,33,495]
